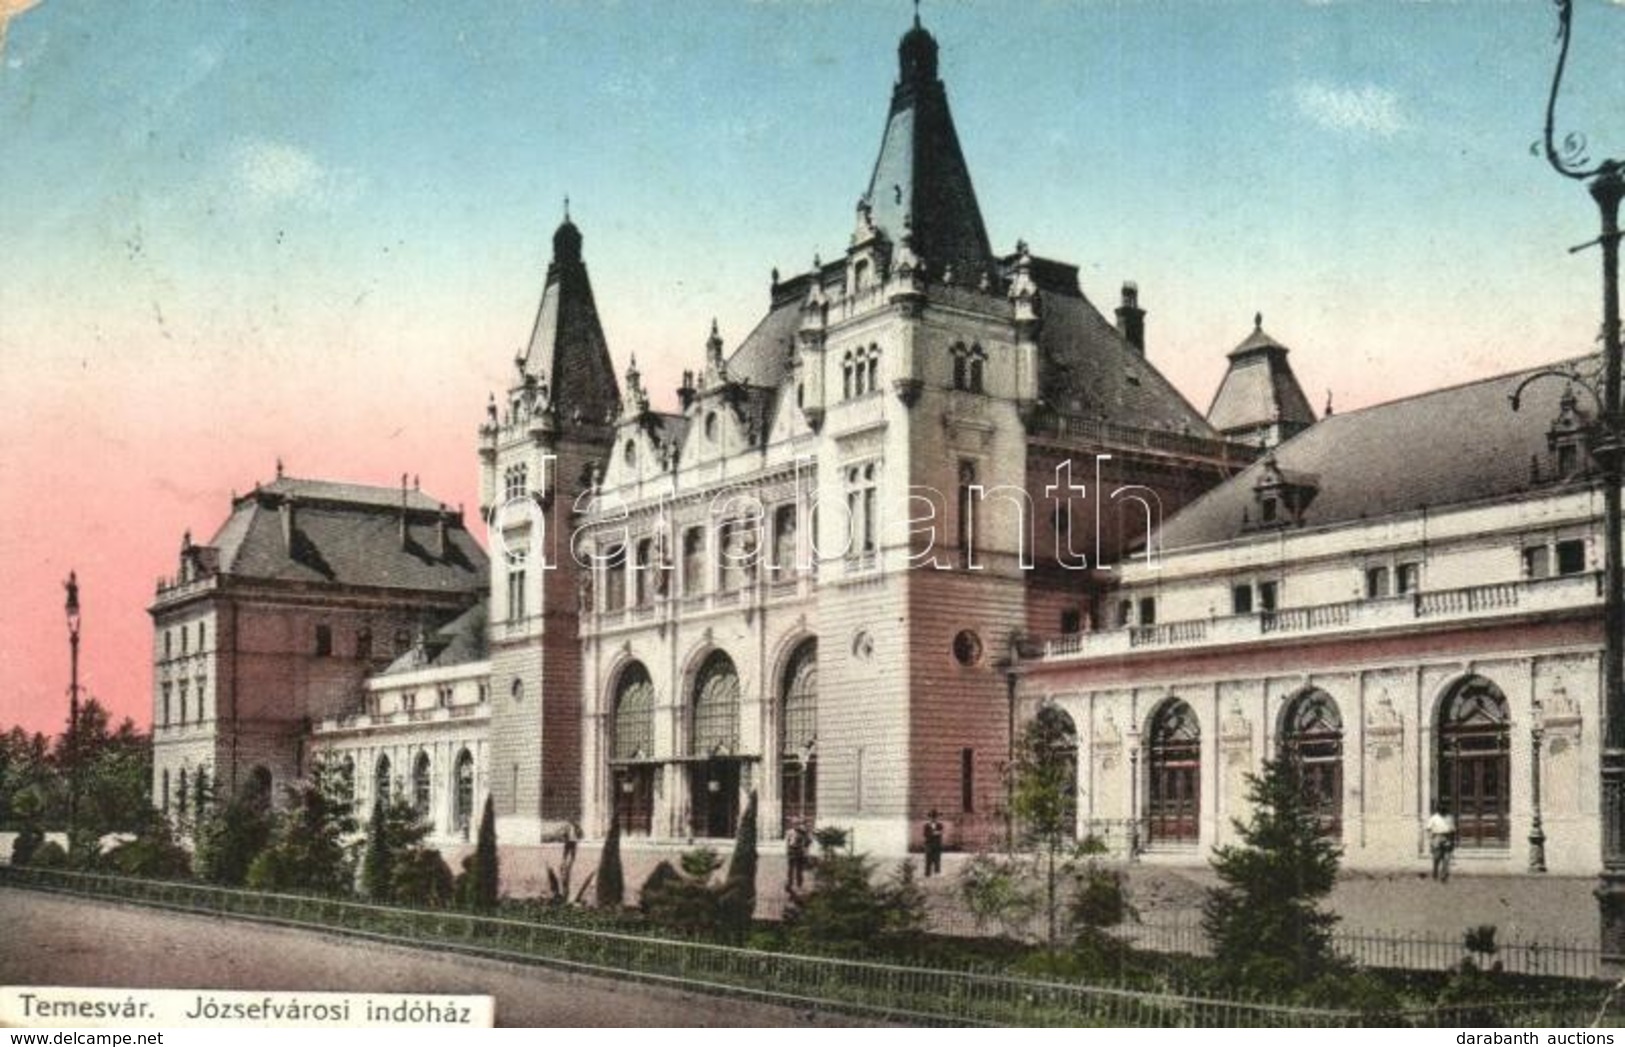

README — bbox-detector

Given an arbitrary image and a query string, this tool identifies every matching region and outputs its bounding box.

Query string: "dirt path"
[0,889,874,1027]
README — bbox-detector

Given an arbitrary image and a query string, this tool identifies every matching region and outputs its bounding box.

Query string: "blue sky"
[4,0,1625,731]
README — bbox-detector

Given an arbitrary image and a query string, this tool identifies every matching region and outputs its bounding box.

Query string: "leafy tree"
[9,788,45,865]
[1009,709,1080,954]
[1203,758,1342,988]
[595,815,624,909]
[717,791,759,939]
[194,785,274,886]
[246,760,358,895]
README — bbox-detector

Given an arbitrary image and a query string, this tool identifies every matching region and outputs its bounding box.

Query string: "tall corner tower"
[806,12,1035,854]
[480,213,619,842]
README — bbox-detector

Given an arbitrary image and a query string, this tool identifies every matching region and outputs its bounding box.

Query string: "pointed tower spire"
[864,11,993,285]
[1206,313,1317,448]
[516,210,619,427]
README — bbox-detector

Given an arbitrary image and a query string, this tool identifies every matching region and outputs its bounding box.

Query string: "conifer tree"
[596,814,624,909]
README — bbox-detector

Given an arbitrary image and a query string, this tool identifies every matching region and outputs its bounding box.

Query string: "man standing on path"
[785,819,809,892]
[923,810,944,877]
[1427,805,1456,881]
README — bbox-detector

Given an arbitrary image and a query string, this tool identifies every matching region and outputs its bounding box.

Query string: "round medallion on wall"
[952,629,983,667]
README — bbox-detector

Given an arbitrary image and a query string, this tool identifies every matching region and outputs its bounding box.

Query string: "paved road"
[0,890,870,1028]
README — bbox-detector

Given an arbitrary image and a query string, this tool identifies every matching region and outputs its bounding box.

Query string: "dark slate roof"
[522,218,621,427]
[381,599,489,675]
[722,298,802,389]
[1035,285,1218,434]
[1158,355,1595,551]
[864,18,994,285]
[208,477,488,593]
[1206,318,1317,436]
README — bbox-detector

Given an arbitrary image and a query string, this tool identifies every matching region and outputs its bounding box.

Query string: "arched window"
[634,538,654,608]
[683,527,706,596]
[1280,689,1343,836]
[780,641,818,832]
[413,752,432,823]
[161,769,170,814]
[375,755,392,804]
[866,343,880,392]
[1438,675,1511,848]
[178,768,189,814]
[689,651,742,838]
[692,652,740,756]
[842,351,855,400]
[952,342,968,390]
[453,750,475,840]
[602,543,626,612]
[614,663,655,762]
[968,344,985,394]
[1146,698,1200,844]
[1035,704,1079,842]
[612,663,656,835]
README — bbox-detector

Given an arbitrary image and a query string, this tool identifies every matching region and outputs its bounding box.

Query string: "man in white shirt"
[1427,806,1457,881]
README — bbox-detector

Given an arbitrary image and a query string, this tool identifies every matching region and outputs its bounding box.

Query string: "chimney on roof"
[435,504,450,559]
[399,473,409,549]
[280,496,297,554]
[1116,282,1146,354]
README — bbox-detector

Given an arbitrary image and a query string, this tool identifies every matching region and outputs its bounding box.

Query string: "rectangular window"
[508,567,527,619]
[161,684,171,727]
[181,628,189,655]
[960,747,975,814]
[1397,561,1421,594]
[1138,596,1157,626]
[772,504,797,578]
[1258,581,1279,612]
[178,681,189,724]
[1232,584,1254,614]
[195,677,207,721]
[1366,566,1391,598]
[315,624,332,657]
[957,459,977,567]
[1523,545,1551,579]
[1116,599,1133,628]
[602,544,626,611]
[1558,443,1580,477]
[1556,538,1586,576]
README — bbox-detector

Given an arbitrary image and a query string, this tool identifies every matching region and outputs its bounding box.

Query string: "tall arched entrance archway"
[689,650,742,838]
[610,661,656,835]
[780,640,817,833]
[1438,675,1510,848]
[1280,688,1343,837]
[1146,698,1200,844]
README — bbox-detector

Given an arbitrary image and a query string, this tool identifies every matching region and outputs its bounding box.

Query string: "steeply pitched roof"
[1158,355,1596,551]
[1206,315,1317,437]
[1032,276,1218,434]
[863,17,993,285]
[380,599,489,675]
[521,217,620,426]
[207,476,488,593]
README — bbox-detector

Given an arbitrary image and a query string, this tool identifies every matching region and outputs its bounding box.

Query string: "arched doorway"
[1036,704,1079,842]
[780,640,817,833]
[1438,675,1510,848]
[610,662,656,835]
[453,750,475,840]
[1146,698,1200,844]
[689,650,742,838]
[1280,689,1343,837]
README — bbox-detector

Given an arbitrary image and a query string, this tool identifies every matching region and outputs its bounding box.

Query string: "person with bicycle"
[1427,804,1457,881]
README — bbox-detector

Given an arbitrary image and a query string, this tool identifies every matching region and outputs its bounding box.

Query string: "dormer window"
[1260,497,1278,524]
[1249,453,1319,529]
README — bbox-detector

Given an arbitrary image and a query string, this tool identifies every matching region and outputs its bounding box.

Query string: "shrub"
[785,849,927,955]
[596,816,624,909]
[958,852,1040,940]
[105,817,191,879]
[393,848,455,907]
[31,840,68,868]
[194,791,273,886]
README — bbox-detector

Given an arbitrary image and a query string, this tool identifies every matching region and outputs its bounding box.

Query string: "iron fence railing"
[3,866,1614,1026]
[1122,918,1608,982]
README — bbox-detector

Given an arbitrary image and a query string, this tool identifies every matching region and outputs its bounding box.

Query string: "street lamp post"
[63,571,81,850]
[1531,696,1548,874]
[1537,0,1625,966]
